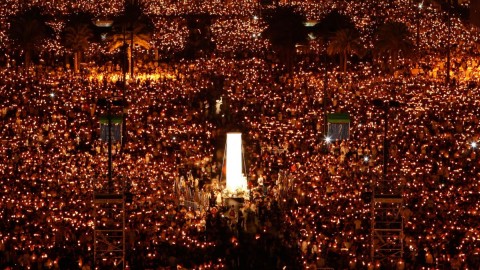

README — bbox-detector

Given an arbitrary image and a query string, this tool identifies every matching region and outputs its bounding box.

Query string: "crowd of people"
[1,0,480,269]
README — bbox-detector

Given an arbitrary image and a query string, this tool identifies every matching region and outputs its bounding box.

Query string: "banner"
[100,116,122,142]
[327,113,350,141]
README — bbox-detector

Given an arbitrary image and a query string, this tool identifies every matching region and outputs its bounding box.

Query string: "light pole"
[446,2,452,85]
[323,45,329,139]
[416,1,423,50]
[372,99,400,188]
[94,97,127,270]
[371,98,402,267]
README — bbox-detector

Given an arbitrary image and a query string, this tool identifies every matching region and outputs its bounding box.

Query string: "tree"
[327,28,364,72]
[63,16,94,73]
[7,7,53,70]
[183,14,216,59]
[315,10,356,42]
[314,10,357,128]
[374,21,413,73]
[109,21,152,51]
[108,0,154,78]
[262,6,308,72]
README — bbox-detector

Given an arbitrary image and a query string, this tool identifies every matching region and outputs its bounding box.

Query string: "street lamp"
[416,1,424,49]
[471,141,477,149]
[97,97,126,190]
[371,98,402,267]
[446,2,452,85]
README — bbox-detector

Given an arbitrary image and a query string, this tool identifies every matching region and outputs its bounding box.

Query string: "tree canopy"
[374,21,413,72]
[262,6,309,71]
[327,27,364,72]
[315,10,356,41]
[8,6,54,68]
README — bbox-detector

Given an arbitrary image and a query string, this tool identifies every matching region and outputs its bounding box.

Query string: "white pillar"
[226,133,247,193]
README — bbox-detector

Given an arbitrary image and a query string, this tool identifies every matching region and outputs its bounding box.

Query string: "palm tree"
[108,21,152,76]
[327,28,364,72]
[109,0,153,78]
[8,7,53,70]
[183,13,215,59]
[374,21,413,73]
[62,12,96,73]
[63,24,93,73]
[262,6,308,72]
[315,10,356,132]
[109,22,152,51]
[315,10,356,41]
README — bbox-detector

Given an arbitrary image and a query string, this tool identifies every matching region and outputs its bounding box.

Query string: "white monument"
[224,132,249,199]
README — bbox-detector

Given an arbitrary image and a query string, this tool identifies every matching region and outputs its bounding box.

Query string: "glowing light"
[325,136,332,143]
[225,133,248,193]
[471,142,477,149]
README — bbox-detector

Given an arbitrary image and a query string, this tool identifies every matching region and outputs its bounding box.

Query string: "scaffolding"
[371,189,404,268]
[93,193,125,269]
[93,98,126,270]
[371,99,404,269]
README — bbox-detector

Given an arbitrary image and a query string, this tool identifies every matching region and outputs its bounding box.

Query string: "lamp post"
[323,45,329,139]
[416,1,423,50]
[94,97,127,270]
[97,98,115,190]
[97,97,126,189]
[371,98,401,267]
[372,99,400,185]
[446,3,452,85]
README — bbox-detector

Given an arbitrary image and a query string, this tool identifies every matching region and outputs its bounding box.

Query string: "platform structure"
[371,187,404,268]
[93,97,127,269]
[93,193,125,269]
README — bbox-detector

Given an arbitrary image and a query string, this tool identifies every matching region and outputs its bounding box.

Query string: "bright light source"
[418,2,423,9]
[253,15,258,20]
[49,92,55,98]
[226,133,248,193]
[363,156,369,162]
[325,136,332,143]
[94,20,113,27]
[471,141,477,149]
